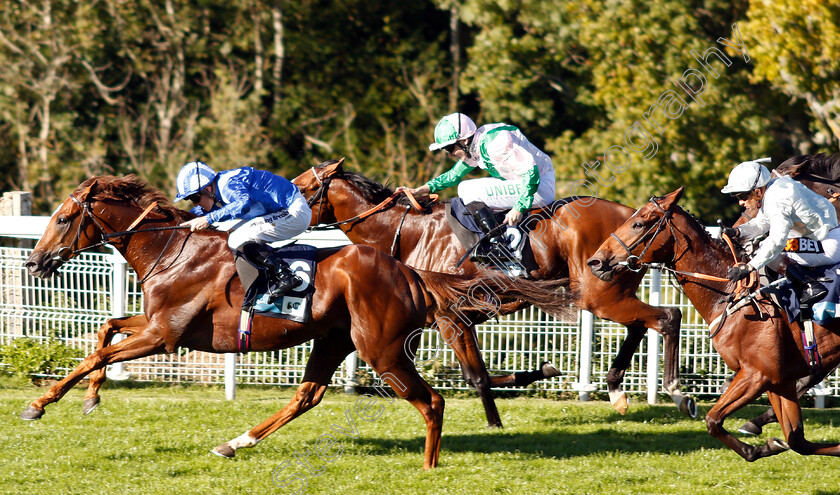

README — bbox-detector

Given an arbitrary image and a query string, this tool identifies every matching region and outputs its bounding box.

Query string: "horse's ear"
[77,178,98,201]
[783,163,805,177]
[657,187,685,210]
[323,157,345,177]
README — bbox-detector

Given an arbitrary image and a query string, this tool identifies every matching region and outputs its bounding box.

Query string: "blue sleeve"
[188,206,205,216]
[206,179,251,223]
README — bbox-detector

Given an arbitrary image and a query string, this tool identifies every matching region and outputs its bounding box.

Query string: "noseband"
[306,167,335,226]
[610,197,676,271]
[54,195,114,261]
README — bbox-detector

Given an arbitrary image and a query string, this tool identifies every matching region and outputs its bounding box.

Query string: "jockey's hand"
[727,263,754,282]
[721,226,739,239]
[181,216,210,232]
[504,209,523,226]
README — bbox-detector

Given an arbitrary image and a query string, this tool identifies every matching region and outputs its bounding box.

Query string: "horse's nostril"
[587,258,602,269]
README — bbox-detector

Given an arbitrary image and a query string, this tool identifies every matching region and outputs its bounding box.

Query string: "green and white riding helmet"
[429,113,477,151]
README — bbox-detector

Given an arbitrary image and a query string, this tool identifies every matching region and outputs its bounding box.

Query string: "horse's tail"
[415,269,575,321]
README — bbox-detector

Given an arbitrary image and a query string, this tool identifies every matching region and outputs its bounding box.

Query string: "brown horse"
[22,175,568,469]
[730,153,840,435]
[588,187,840,460]
[292,160,693,422]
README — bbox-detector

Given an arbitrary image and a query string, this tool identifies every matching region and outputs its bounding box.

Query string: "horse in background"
[293,159,694,423]
[23,175,570,469]
[589,187,840,461]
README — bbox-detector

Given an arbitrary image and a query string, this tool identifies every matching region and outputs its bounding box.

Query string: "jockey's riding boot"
[785,262,828,305]
[239,242,301,303]
[470,206,510,260]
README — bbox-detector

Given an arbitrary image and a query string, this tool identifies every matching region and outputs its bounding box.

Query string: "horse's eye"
[632,221,644,229]
[57,216,69,225]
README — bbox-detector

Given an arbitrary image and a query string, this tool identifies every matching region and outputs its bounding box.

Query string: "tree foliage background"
[0,0,837,221]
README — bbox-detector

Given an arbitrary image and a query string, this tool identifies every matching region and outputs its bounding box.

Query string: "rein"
[305,167,438,231]
[59,194,190,284]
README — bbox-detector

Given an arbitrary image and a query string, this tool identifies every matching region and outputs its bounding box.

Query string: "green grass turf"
[2,379,840,494]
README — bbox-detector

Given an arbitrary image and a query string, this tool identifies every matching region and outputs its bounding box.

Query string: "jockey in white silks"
[721,157,840,304]
[175,161,312,302]
[397,113,555,260]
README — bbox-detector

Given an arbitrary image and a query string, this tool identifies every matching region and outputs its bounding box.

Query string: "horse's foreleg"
[739,371,829,436]
[21,330,165,420]
[83,314,148,415]
[442,320,502,428]
[655,307,694,418]
[769,383,840,456]
[213,335,354,458]
[605,324,646,415]
[705,370,788,461]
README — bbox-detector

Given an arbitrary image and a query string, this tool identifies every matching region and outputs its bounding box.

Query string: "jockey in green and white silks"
[427,116,555,218]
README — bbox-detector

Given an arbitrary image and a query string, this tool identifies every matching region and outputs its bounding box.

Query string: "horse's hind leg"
[366,361,444,470]
[212,332,355,458]
[83,314,148,415]
[738,372,829,436]
[21,328,165,420]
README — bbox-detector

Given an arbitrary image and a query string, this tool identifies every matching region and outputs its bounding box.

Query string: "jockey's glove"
[721,226,739,239]
[726,263,753,282]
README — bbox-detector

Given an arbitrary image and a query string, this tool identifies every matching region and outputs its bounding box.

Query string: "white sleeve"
[748,194,794,270]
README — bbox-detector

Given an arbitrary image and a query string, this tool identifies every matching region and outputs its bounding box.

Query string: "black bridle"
[305,167,336,229]
[54,194,189,283]
[610,196,677,271]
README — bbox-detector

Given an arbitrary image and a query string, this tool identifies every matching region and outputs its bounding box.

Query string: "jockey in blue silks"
[174,161,312,302]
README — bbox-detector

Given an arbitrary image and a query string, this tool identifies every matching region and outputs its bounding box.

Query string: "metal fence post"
[344,351,358,394]
[646,268,662,405]
[106,251,130,380]
[225,353,236,400]
[576,310,596,401]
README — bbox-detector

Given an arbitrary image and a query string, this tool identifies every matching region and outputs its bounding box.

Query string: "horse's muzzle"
[587,254,618,282]
[25,250,63,278]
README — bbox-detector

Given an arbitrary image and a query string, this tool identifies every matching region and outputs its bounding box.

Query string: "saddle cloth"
[236,243,317,323]
[445,197,575,275]
[769,263,840,325]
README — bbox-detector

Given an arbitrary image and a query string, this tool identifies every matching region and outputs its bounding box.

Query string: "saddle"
[234,243,318,352]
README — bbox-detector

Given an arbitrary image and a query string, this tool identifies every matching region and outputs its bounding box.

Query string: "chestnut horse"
[588,187,840,460]
[730,153,840,435]
[292,160,693,423]
[22,175,568,469]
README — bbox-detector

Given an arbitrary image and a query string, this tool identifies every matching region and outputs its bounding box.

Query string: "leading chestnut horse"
[292,160,693,423]
[588,187,840,460]
[22,175,568,469]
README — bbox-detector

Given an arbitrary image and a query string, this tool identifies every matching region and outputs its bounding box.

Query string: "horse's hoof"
[211,444,236,458]
[609,391,629,415]
[20,405,44,421]
[83,397,100,416]
[541,362,560,378]
[737,421,762,436]
[768,437,790,453]
[678,396,697,419]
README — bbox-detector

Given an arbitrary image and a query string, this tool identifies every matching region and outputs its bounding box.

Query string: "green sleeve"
[513,165,540,211]
[425,160,474,194]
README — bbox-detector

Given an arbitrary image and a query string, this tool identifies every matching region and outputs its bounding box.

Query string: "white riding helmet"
[721,157,772,194]
[429,113,477,151]
[174,161,217,201]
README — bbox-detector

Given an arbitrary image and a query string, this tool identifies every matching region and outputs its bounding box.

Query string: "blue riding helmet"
[174,161,217,201]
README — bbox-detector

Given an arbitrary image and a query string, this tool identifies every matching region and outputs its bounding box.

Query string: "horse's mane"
[777,153,840,182]
[316,160,437,211]
[666,199,748,261]
[77,175,192,221]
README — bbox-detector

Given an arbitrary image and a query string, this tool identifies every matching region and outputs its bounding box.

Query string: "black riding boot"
[785,263,827,306]
[238,242,301,303]
[470,206,510,260]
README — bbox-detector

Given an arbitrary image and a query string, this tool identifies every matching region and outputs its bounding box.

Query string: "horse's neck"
[331,182,426,249]
[104,205,191,281]
[670,211,736,322]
